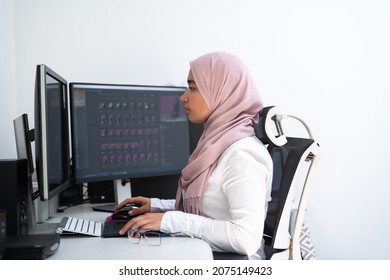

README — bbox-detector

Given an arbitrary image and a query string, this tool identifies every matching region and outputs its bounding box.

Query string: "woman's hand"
[116,196,164,235]
[119,213,164,235]
[116,196,151,217]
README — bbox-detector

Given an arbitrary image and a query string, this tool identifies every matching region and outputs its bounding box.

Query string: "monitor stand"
[91,179,132,212]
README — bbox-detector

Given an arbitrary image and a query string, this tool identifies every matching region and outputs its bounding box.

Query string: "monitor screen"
[34,64,71,201]
[69,83,190,184]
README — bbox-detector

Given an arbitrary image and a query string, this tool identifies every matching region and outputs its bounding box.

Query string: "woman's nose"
[180,90,188,103]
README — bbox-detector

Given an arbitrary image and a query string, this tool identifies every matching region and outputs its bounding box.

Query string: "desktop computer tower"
[0,159,29,235]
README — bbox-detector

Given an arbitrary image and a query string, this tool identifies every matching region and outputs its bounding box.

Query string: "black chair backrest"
[264,138,314,244]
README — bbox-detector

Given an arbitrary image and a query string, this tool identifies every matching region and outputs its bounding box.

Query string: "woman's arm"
[160,139,272,256]
[150,198,176,213]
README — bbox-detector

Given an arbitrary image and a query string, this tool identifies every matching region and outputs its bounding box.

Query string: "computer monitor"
[69,83,190,206]
[34,64,72,201]
[13,114,34,179]
[13,113,37,230]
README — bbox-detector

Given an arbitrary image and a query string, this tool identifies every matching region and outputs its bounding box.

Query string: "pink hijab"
[175,52,263,215]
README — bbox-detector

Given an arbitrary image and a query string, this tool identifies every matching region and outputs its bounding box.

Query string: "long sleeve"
[150,198,175,213]
[159,136,272,257]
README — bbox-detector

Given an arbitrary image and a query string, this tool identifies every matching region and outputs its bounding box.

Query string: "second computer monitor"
[69,83,190,184]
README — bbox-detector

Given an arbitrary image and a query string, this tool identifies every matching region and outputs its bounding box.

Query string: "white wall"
[3,0,390,259]
[0,0,17,158]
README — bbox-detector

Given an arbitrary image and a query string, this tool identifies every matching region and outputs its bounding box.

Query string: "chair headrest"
[256,106,288,147]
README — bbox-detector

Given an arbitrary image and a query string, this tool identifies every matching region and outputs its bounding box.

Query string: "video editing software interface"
[70,83,190,183]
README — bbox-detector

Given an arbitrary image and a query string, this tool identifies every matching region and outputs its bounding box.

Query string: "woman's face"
[180,70,210,124]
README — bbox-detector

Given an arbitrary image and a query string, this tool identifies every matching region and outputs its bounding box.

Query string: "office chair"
[213,106,321,260]
[257,106,321,260]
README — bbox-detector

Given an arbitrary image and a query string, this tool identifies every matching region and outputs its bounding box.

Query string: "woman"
[117,51,273,259]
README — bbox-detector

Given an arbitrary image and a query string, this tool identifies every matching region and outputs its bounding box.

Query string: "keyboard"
[56,217,103,237]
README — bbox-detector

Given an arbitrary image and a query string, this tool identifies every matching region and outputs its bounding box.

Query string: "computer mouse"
[110,204,139,220]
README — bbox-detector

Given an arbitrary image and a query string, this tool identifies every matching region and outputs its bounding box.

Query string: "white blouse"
[150,136,273,258]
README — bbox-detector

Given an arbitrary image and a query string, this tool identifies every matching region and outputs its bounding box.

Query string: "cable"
[275,114,314,139]
[121,178,131,186]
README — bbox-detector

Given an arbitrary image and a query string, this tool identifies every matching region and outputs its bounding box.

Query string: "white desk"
[33,203,213,260]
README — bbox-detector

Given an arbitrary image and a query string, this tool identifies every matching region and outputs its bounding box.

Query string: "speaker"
[0,159,29,235]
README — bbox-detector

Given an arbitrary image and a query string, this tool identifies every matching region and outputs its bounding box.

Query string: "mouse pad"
[102,220,128,238]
